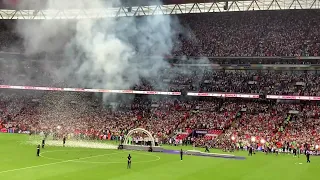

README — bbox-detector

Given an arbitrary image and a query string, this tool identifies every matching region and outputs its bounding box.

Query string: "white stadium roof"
[0,0,319,19]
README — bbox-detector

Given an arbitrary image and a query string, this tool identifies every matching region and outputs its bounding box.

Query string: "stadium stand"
[0,10,319,56]
[0,9,320,151]
[1,89,319,150]
[173,10,320,57]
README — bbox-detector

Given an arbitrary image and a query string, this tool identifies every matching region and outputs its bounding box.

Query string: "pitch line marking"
[0,150,161,174]
[40,150,161,164]
[0,151,124,174]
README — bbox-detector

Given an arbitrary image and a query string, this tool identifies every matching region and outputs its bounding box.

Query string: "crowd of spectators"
[281,104,320,146]
[0,10,320,96]
[0,10,320,57]
[3,58,320,96]
[197,70,320,96]
[141,68,320,96]
[149,69,320,96]
[222,103,290,147]
[0,91,190,143]
[1,89,319,150]
[174,10,320,57]
[190,102,320,151]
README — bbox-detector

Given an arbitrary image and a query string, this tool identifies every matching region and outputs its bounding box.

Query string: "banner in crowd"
[3,84,320,101]
[267,95,320,101]
[188,92,259,98]
[195,130,208,134]
[191,129,221,137]
[0,85,181,96]
[308,150,320,156]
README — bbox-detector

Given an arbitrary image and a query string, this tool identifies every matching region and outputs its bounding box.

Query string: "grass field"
[0,134,319,180]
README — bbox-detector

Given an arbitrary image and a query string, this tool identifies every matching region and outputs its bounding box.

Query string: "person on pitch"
[248,145,253,156]
[42,139,45,149]
[205,144,210,153]
[293,147,297,157]
[63,136,66,147]
[306,150,311,163]
[180,149,184,161]
[127,154,132,169]
[36,144,40,157]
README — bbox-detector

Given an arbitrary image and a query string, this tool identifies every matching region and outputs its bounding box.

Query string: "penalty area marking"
[40,150,161,164]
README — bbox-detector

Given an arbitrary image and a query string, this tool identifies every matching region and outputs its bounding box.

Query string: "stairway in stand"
[273,113,293,141]
[169,111,192,139]
[216,109,243,141]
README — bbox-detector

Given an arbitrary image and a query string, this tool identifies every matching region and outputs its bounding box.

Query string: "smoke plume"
[15,0,180,97]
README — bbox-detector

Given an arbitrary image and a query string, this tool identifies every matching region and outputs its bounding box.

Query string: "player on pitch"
[127,154,132,169]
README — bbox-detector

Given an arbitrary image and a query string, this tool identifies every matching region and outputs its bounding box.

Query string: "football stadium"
[0,0,320,179]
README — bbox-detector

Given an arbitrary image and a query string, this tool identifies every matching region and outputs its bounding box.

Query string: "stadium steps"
[169,111,192,138]
[216,110,242,140]
[274,113,293,140]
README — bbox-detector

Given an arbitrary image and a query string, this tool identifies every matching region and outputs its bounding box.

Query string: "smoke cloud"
[15,0,181,97]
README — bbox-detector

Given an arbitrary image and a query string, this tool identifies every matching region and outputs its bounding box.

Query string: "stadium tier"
[1,6,320,180]
[1,90,320,150]
[1,0,320,179]
[0,10,319,56]
[0,9,320,148]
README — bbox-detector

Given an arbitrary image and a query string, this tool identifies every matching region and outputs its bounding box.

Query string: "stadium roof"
[0,0,319,19]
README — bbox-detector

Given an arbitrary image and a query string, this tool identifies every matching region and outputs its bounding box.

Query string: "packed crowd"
[0,10,320,57]
[221,103,294,147]
[197,70,320,96]
[174,10,320,57]
[0,91,190,143]
[192,102,320,151]
[281,104,320,145]
[99,69,320,96]
[2,57,320,96]
[0,11,320,96]
[1,89,319,150]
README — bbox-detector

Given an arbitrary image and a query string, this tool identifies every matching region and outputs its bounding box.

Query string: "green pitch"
[0,134,319,180]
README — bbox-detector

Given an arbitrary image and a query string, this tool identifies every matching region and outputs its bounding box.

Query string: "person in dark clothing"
[41,139,45,149]
[205,145,210,153]
[127,154,132,169]
[293,148,297,157]
[148,145,153,152]
[180,149,183,160]
[306,150,311,163]
[304,143,308,155]
[36,145,40,157]
[248,146,253,156]
[63,136,66,147]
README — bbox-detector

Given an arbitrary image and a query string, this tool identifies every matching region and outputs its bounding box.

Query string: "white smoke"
[15,0,180,97]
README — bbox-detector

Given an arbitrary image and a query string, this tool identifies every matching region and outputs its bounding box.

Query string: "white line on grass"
[40,150,124,162]
[0,151,124,174]
[40,150,161,164]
